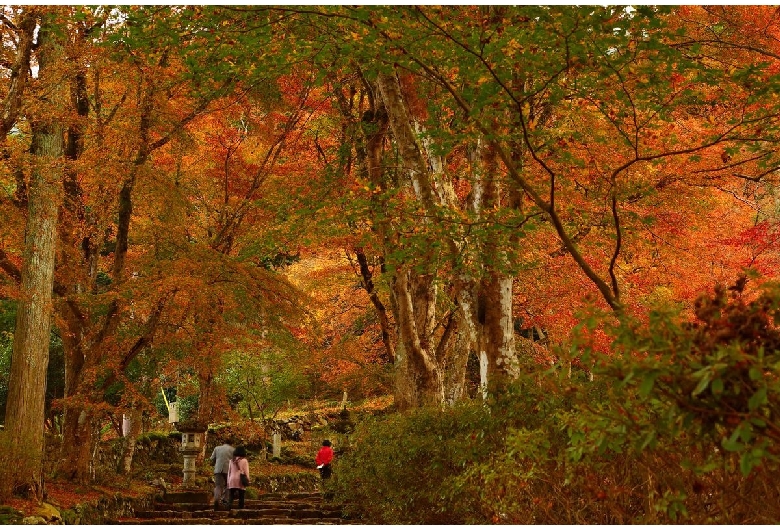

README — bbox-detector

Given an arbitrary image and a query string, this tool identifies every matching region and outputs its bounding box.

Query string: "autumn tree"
[5,6,780,498]
[49,6,328,479]
[245,5,780,405]
[0,6,248,482]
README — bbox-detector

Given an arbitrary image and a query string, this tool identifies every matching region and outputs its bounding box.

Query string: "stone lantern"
[174,421,207,489]
[333,406,355,450]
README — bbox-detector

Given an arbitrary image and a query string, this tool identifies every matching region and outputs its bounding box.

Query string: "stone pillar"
[168,401,179,423]
[182,450,197,488]
[272,431,281,458]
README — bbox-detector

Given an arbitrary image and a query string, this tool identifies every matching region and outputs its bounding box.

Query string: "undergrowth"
[333,280,780,524]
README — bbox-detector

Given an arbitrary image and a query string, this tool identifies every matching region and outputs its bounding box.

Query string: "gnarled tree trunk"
[376,72,447,409]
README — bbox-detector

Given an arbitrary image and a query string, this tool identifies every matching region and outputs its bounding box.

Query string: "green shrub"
[331,377,565,524]
[608,281,779,470]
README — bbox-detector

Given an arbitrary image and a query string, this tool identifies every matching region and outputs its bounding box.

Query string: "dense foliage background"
[0,6,779,522]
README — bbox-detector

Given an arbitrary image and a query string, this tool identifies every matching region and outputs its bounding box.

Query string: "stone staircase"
[110,491,355,525]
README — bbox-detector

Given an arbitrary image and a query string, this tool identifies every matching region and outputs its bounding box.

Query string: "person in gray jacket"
[209,436,235,509]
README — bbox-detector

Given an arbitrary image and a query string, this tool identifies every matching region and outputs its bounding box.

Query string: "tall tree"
[267,5,780,401]
[2,7,65,498]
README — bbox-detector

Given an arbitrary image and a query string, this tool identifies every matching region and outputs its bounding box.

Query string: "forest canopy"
[1,6,780,519]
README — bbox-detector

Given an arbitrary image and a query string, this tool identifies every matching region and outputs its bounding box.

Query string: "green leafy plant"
[331,376,565,524]
[578,279,780,475]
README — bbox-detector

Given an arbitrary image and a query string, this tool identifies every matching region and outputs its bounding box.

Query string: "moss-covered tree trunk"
[3,13,65,498]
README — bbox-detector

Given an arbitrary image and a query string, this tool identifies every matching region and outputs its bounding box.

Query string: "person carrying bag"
[227,446,250,509]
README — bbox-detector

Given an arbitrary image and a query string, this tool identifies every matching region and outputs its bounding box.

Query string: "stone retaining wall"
[2,492,157,525]
[59,492,156,525]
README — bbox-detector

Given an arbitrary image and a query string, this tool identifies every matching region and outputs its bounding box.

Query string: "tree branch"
[99,289,177,392]
[0,247,21,284]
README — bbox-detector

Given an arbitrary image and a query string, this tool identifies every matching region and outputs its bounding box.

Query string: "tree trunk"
[376,72,446,408]
[376,73,436,206]
[196,367,218,463]
[391,269,442,408]
[2,13,65,499]
[475,143,519,392]
[56,321,93,482]
[3,148,62,496]
[196,308,221,426]
[441,311,471,405]
[198,368,217,423]
[121,408,143,475]
[60,407,97,482]
[480,273,518,384]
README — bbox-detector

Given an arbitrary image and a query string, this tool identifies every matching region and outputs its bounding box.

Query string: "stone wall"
[93,432,181,478]
[2,493,156,525]
[59,492,156,525]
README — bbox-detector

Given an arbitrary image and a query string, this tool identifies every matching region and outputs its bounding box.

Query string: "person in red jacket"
[315,439,334,479]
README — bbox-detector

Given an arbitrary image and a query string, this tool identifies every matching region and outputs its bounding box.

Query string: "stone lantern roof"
[173,421,208,433]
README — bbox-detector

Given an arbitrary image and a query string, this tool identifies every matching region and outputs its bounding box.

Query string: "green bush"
[588,280,780,472]
[331,376,566,524]
[472,280,780,524]
[331,406,480,524]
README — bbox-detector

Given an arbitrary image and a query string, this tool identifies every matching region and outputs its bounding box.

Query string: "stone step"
[157,500,322,511]
[260,492,323,500]
[137,507,344,520]
[237,518,351,525]
[114,518,354,525]
[137,510,231,519]
[118,490,351,525]
[161,491,210,504]
[175,503,335,510]
[238,508,343,518]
